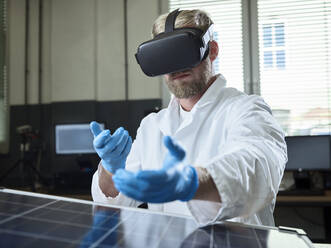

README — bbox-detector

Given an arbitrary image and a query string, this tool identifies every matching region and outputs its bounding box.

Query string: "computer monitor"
[285,135,331,171]
[55,123,104,154]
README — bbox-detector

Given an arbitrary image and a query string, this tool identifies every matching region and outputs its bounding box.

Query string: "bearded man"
[90,9,287,227]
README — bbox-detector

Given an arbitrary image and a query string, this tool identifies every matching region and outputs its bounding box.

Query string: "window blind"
[169,0,244,91]
[258,0,331,135]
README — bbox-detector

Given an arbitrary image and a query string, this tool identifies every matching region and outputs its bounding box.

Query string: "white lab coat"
[91,74,287,227]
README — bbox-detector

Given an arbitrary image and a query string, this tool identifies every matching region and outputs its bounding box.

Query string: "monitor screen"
[285,135,331,171]
[55,123,104,154]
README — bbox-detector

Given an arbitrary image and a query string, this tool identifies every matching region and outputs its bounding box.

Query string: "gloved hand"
[90,121,132,174]
[112,136,199,203]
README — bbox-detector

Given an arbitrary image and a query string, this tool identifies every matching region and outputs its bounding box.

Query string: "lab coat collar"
[157,74,227,135]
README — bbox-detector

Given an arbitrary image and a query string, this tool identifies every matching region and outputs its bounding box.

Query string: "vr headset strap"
[165,8,181,33]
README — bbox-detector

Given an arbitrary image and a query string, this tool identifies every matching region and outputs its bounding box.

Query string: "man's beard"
[165,61,211,99]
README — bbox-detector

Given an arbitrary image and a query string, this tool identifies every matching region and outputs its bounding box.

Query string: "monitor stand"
[278,171,325,196]
[293,171,311,189]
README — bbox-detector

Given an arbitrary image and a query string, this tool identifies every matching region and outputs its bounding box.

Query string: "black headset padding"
[165,9,181,33]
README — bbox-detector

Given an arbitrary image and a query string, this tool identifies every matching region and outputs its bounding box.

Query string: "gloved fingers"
[90,121,103,137]
[101,159,117,173]
[120,136,132,157]
[136,169,169,183]
[146,168,197,202]
[164,136,185,161]
[162,155,182,170]
[114,176,176,203]
[113,180,149,202]
[100,127,125,155]
[113,175,170,202]
[113,169,151,192]
[115,169,171,191]
[93,130,111,149]
[138,181,178,202]
[113,168,133,181]
[111,130,130,156]
[112,127,125,139]
[114,169,177,196]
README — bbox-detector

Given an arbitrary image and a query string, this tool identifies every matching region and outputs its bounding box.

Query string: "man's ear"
[208,40,219,62]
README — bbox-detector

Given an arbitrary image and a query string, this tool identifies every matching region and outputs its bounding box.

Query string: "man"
[90,9,287,227]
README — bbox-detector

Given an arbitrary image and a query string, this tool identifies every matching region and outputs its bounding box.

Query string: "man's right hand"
[90,121,132,174]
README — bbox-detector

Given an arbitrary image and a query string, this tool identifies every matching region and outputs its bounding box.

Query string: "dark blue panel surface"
[0,189,314,248]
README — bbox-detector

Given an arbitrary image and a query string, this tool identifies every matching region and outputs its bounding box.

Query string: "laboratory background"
[0,0,331,247]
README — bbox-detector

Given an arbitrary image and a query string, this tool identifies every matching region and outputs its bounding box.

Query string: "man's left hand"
[112,136,199,203]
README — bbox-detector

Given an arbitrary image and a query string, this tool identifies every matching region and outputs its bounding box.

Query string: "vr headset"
[135,9,214,77]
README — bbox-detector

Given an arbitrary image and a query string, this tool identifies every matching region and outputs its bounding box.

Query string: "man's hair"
[152,9,214,38]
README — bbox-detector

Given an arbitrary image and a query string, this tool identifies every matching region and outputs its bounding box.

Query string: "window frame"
[0,0,9,154]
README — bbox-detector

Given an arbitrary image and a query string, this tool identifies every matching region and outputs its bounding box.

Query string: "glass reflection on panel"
[80,206,120,247]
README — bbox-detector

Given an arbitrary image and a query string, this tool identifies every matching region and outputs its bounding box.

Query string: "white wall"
[8,0,163,105]
[96,0,126,101]
[8,0,26,105]
[127,0,161,100]
[27,0,40,104]
[50,0,96,102]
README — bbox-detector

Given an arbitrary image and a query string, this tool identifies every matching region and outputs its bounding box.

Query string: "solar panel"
[0,188,315,248]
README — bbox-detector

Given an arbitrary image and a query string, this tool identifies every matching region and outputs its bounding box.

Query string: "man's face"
[164,57,212,99]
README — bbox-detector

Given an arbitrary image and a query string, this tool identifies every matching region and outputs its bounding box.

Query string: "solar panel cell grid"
[0,189,315,248]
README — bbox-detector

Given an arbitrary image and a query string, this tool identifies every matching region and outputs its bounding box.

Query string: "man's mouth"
[171,72,191,80]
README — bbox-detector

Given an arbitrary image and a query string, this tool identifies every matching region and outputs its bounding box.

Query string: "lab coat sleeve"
[91,127,144,208]
[91,164,142,207]
[188,95,287,225]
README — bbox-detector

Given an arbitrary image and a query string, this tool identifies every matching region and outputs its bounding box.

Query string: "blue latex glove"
[90,121,132,174]
[112,136,199,203]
